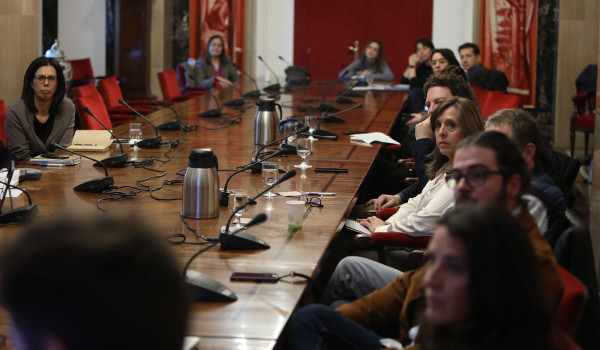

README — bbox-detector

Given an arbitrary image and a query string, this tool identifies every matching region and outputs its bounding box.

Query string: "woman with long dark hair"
[186,34,241,90]
[5,56,75,160]
[338,39,394,81]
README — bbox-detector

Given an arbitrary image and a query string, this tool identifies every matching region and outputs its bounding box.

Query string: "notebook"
[67,130,113,152]
[344,219,371,235]
[30,155,81,166]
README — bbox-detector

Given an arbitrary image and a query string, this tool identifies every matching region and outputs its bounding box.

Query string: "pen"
[74,143,97,146]
[306,192,335,196]
[40,162,65,167]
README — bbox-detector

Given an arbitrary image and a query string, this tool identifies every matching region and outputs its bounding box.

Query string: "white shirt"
[374,168,454,236]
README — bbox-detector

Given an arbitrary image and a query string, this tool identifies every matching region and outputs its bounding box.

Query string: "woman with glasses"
[185,34,241,90]
[338,39,394,82]
[358,97,483,236]
[5,56,75,160]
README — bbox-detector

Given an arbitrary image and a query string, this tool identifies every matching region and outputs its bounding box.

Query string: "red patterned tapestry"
[481,0,537,104]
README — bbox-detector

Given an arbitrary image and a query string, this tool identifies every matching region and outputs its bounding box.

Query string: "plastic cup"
[286,200,305,229]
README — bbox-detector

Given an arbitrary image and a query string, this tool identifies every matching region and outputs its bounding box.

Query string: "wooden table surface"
[0,82,406,349]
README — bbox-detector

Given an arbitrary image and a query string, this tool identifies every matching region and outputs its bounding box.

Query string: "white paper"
[0,170,23,198]
[350,132,400,145]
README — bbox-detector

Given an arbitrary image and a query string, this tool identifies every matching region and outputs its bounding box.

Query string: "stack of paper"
[350,132,400,145]
[68,130,113,152]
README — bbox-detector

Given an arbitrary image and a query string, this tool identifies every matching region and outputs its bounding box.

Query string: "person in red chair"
[5,57,75,160]
[299,132,563,349]
[183,34,240,91]
[458,42,509,92]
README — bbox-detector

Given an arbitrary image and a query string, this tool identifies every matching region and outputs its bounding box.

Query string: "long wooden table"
[0,82,406,349]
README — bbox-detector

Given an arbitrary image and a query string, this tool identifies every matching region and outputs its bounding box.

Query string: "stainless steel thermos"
[254,98,282,145]
[182,148,219,219]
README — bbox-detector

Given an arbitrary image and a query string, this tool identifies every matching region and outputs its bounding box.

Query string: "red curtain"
[481,0,537,104]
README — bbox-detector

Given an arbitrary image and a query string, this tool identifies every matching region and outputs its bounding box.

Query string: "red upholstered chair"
[353,207,431,264]
[570,92,596,158]
[68,58,107,87]
[74,94,114,130]
[157,69,206,103]
[556,266,588,336]
[0,99,7,145]
[472,86,524,118]
[176,63,207,94]
[73,84,132,127]
[97,76,157,115]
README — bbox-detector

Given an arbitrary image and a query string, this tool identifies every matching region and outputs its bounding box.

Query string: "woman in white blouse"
[358,97,483,236]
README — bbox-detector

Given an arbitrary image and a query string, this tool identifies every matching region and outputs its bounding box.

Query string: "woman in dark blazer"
[185,35,241,90]
[5,56,75,161]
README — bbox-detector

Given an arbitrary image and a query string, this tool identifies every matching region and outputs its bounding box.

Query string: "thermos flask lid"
[257,98,276,110]
[188,148,216,168]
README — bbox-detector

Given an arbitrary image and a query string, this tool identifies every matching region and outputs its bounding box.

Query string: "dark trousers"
[286,304,384,350]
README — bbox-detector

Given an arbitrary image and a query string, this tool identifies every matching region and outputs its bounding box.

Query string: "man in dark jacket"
[459,42,508,92]
[485,109,567,246]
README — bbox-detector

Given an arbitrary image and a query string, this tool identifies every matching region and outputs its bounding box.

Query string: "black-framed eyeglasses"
[34,75,57,84]
[445,170,506,188]
[298,194,323,207]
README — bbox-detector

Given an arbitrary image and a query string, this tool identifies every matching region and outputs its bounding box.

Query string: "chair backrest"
[73,83,99,98]
[0,99,6,145]
[572,92,596,116]
[176,63,188,91]
[98,76,124,110]
[556,266,588,336]
[157,69,183,101]
[68,58,95,80]
[472,86,524,118]
[74,93,113,130]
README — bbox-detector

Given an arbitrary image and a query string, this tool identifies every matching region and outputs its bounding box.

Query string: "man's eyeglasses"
[34,75,57,84]
[445,169,506,188]
[298,194,323,208]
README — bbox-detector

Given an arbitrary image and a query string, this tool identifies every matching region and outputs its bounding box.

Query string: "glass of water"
[283,122,299,145]
[294,137,313,170]
[228,189,249,228]
[305,116,319,141]
[262,162,279,198]
[129,122,142,145]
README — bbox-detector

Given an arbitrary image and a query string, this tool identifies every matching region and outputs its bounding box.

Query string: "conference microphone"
[258,55,281,92]
[50,142,115,193]
[151,101,182,131]
[278,55,293,66]
[320,103,363,123]
[335,80,360,104]
[182,213,267,302]
[197,93,222,117]
[220,169,296,250]
[82,106,128,167]
[233,62,262,98]
[118,99,163,148]
[317,81,342,113]
[219,126,304,205]
[216,79,246,107]
[250,126,310,171]
[0,162,37,224]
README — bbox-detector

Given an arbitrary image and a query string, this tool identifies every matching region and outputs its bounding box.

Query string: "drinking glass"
[228,189,249,228]
[262,162,279,198]
[129,122,142,145]
[294,137,312,170]
[366,73,374,86]
[283,122,299,145]
[305,115,319,141]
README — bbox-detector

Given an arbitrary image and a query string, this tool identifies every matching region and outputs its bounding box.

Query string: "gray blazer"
[185,56,241,89]
[5,98,75,160]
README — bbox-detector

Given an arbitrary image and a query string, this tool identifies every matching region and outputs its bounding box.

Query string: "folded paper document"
[68,130,113,152]
[350,132,400,145]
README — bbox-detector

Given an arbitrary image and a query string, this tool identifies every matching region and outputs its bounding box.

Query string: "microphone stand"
[220,169,296,250]
[217,79,246,107]
[317,81,343,113]
[258,56,281,92]
[183,213,267,302]
[248,126,309,173]
[319,103,363,123]
[197,93,223,117]
[82,106,128,167]
[50,142,115,193]
[153,102,182,131]
[233,62,262,98]
[118,99,163,148]
[0,162,37,224]
[335,80,360,104]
